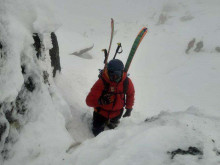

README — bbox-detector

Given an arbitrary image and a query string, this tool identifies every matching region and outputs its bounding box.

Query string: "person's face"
[108,70,122,83]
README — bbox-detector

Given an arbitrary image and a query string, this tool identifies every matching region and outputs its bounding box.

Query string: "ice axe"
[102,49,108,64]
[113,43,123,59]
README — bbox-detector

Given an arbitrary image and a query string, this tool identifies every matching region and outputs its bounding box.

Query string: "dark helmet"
[107,59,124,83]
[107,59,124,71]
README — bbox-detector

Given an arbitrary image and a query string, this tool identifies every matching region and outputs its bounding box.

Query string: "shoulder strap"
[100,77,110,93]
[98,69,109,93]
[99,71,129,95]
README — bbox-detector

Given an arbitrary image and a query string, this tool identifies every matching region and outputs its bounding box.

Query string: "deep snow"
[1,0,220,164]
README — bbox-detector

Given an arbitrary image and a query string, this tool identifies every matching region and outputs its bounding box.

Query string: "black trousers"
[92,109,124,136]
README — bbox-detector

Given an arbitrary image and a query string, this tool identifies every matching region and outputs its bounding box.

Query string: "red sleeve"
[125,78,135,109]
[86,79,104,107]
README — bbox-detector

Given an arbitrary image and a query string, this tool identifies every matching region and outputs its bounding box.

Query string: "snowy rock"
[71,44,94,59]
[49,32,61,77]
[0,0,72,163]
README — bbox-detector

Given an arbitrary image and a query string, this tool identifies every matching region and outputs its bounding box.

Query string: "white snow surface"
[1,0,220,164]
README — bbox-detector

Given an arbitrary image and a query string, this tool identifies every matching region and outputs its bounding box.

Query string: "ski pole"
[102,49,108,64]
[113,43,123,59]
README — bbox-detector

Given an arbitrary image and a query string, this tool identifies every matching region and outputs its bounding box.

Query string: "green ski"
[124,27,148,73]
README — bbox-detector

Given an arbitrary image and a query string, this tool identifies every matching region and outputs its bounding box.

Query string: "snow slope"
[1,0,220,164]
[67,107,220,165]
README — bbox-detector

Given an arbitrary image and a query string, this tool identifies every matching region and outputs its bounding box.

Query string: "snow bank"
[68,107,220,165]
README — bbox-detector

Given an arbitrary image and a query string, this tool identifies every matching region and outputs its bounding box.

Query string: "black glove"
[98,94,113,105]
[123,108,132,117]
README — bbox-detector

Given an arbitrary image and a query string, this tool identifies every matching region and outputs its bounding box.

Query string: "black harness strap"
[100,76,129,108]
[100,77,110,95]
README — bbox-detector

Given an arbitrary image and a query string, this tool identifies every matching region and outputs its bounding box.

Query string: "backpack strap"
[100,75,129,95]
[99,71,129,107]
[98,69,110,94]
[100,77,110,94]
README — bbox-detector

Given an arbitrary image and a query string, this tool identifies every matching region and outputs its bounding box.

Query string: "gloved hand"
[98,94,114,105]
[123,108,132,117]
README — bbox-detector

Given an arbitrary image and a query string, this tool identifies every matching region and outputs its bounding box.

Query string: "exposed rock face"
[168,147,203,159]
[49,32,61,77]
[33,33,41,59]
[33,32,61,77]
[0,31,61,162]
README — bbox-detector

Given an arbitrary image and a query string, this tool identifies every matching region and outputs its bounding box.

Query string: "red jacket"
[86,69,135,119]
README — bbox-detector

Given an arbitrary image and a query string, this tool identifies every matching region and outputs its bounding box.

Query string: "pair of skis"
[103,18,148,73]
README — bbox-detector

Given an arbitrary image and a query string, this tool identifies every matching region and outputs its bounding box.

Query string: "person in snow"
[86,59,135,136]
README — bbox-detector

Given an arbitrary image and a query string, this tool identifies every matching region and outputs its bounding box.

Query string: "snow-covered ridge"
[0,0,72,164]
